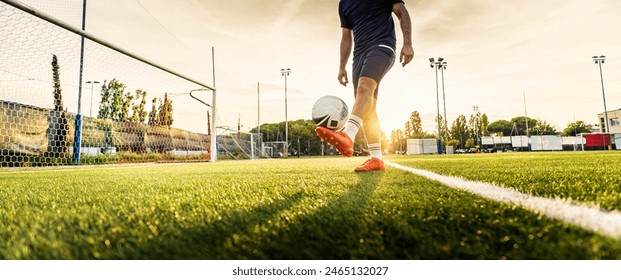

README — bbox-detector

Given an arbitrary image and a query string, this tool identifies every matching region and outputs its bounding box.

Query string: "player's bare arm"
[393,3,413,67]
[338,28,353,86]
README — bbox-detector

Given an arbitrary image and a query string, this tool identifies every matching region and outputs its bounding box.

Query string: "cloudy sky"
[8,0,621,135]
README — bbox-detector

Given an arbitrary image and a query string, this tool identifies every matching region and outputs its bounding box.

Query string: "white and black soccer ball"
[312,95,349,131]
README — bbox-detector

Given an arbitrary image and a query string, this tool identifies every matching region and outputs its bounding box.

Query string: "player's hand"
[338,68,349,86]
[400,44,414,67]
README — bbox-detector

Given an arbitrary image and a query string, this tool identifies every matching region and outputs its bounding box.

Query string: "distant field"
[1,153,620,259]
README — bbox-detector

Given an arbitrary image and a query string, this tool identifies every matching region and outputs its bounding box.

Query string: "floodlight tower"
[429,57,444,154]
[280,68,291,157]
[439,60,449,148]
[592,55,609,135]
[86,80,100,118]
[473,106,480,147]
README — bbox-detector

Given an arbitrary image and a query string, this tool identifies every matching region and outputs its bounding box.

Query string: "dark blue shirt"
[339,0,404,59]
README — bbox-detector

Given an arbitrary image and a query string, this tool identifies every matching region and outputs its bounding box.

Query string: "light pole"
[439,60,449,150]
[429,57,444,154]
[86,80,99,118]
[593,55,610,137]
[280,68,291,157]
[473,106,479,148]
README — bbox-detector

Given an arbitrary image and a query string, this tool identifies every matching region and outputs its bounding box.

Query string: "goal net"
[0,0,217,167]
[216,127,271,160]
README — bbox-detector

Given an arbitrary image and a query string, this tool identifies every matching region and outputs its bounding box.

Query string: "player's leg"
[352,47,395,172]
[314,62,377,157]
[354,93,385,172]
[315,46,393,160]
[341,76,377,140]
[363,96,382,159]
[314,55,368,157]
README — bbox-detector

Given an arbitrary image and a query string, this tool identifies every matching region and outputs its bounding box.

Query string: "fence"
[0,0,217,167]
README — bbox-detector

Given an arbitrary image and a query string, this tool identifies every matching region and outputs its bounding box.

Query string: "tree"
[487,120,513,136]
[532,120,558,135]
[404,111,423,138]
[137,90,148,123]
[148,98,158,126]
[98,79,127,121]
[120,90,134,122]
[98,80,112,119]
[480,114,490,136]
[469,111,482,145]
[389,129,406,153]
[130,89,148,124]
[563,120,591,136]
[450,115,469,149]
[47,54,68,157]
[51,54,63,112]
[510,116,537,136]
[156,93,174,127]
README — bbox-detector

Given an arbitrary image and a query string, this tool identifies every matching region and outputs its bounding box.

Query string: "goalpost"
[0,0,219,166]
[216,127,271,160]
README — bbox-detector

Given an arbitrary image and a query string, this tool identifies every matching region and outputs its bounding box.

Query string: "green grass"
[387,151,621,211]
[0,155,620,259]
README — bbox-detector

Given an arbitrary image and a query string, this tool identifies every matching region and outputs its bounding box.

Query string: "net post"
[210,88,217,162]
[210,47,217,162]
[72,0,88,164]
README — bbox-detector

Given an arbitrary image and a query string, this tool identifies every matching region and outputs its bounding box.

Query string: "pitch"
[1,152,621,259]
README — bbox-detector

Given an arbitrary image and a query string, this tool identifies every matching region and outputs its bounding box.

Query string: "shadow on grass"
[123,172,383,259]
[254,171,384,259]
[119,191,304,259]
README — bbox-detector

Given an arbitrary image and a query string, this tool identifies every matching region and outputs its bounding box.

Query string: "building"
[598,109,621,133]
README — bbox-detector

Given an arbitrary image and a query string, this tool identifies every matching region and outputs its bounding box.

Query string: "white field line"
[0,163,160,175]
[385,161,621,239]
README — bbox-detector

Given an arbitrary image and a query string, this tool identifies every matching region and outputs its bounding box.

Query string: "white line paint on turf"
[385,161,621,239]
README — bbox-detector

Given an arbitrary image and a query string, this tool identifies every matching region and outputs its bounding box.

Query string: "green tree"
[510,116,537,136]
[533,120,558,135]
[563,120,591,136]
[98,79,127,121]
[469,111,482,145]
[404,111,423,138]
[51,54,63,112]
[148,98,158,126]
[389,129,406,153]
[465,138,475,149]
[480,114,490,136]
[450,115,469,149]
[487,120,513,136]
[120,90,134,122]
[130,90,148,123]
[47,54,69,157]
[97,80,112,119]
[156,93,174,128]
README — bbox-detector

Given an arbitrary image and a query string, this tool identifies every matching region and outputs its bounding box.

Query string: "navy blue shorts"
[352,44,396,98]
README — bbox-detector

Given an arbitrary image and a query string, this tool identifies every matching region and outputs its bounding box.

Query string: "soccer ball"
[312,95,349,131]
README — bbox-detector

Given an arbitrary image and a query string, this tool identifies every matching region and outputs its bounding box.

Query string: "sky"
[5,0,621,136]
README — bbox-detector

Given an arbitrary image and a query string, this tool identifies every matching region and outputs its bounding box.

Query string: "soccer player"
[316,0,413,172]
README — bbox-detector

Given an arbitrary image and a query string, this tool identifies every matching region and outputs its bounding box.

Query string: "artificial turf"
[0,156,620,259]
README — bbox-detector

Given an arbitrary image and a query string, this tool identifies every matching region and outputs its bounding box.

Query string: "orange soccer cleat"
[315,127,353,157]
[354,158,385,172]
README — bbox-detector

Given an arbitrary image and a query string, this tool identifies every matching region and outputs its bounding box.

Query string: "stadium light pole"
[439,60,449,150]
[281,68,291,158]
[86,80,99,118]
[593,55,610,137]
[473,106,479,147]
[429,57,443,154]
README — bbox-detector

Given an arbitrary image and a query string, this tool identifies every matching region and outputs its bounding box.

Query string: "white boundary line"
[385,161,621,239]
